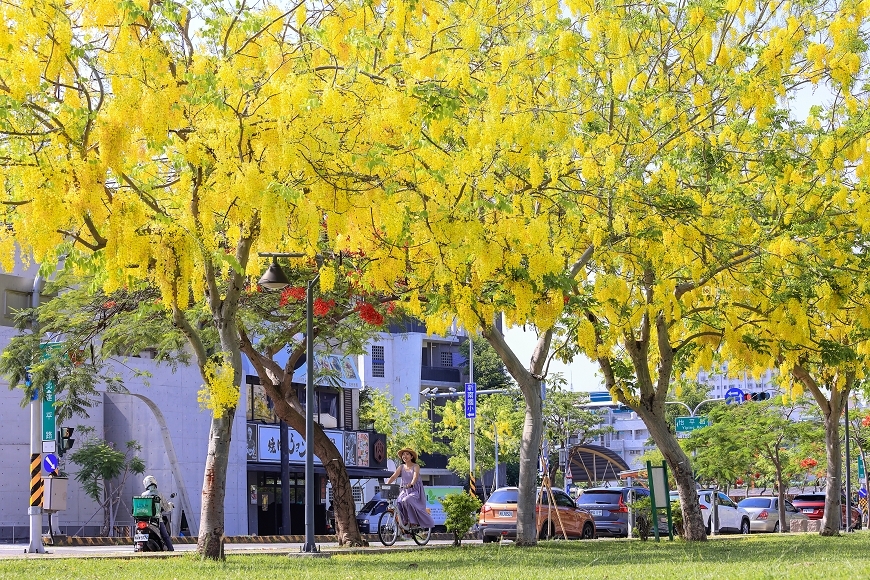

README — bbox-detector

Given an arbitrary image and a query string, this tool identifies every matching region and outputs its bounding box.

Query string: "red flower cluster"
[279,286,306,307]
[356,302,384,326]
[735,478,744,486]
[102,300,117,309]
[799,458,818,470]
[313,297,335,316]
[862,415,870,427]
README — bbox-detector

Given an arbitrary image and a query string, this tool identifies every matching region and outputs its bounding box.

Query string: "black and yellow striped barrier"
[30,453,43,507]
[468,472,477,497]
[55,532,467,546]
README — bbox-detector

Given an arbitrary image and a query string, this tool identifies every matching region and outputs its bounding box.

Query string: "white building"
[0,258,391,541]
[358,319,471,489]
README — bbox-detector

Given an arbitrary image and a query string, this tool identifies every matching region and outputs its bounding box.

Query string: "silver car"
[737,497,809,532]
[671,490,751,534]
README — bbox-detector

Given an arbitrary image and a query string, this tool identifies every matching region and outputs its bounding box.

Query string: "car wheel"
[705,519,711,536]
[581,523,595,540]
[773,521,779,533]
[482,535,496,544]
[740,519,750,535]
[538,521,554,540]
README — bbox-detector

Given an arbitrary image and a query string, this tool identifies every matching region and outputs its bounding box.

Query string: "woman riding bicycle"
[385,447,435,532]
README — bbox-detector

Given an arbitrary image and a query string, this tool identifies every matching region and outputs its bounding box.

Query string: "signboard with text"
[465,382,477,419]
[675,416,710,433]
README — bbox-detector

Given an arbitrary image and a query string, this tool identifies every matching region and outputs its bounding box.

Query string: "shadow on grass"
[3,533,870,579]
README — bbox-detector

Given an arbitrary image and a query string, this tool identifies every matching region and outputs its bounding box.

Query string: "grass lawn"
[2,533,868,580]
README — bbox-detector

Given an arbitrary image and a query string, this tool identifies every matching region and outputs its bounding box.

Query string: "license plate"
[802,509,814,513]
[498,510,514,517]
[134,533,149,542]
[590,510,603,516]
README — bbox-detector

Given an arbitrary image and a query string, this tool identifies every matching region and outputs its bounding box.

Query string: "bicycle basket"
[380,484,400,499]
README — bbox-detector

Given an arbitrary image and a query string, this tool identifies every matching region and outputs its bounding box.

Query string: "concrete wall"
[0,332,249,539]
[102,357,248,537]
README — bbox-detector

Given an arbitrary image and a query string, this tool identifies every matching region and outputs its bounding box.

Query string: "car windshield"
[739,498,773,508]
[793,495,825,502]
[358,499,384,514]
[577,491,623,504]
[487,489,519,504]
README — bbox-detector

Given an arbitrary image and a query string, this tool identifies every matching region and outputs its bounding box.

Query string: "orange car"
[478,486,596,542]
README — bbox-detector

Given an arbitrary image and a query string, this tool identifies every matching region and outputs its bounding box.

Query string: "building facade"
[0,259,389,541]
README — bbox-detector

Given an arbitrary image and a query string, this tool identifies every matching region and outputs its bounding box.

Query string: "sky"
[503,325,604,392]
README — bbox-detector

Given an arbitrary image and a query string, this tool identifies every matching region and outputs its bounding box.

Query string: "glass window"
[577,490,623,505]
[739,498,773,508]
[440,351,453,367]
[318,391,339,428]
[487,489,519,504]
[371,345,385,378]
[555,491,575,508]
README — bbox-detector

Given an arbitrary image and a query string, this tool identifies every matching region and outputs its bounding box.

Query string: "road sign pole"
[28,392,44,553]
[28,276,45,554]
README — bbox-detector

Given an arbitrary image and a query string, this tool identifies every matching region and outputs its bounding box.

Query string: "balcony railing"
[421,366,461,383]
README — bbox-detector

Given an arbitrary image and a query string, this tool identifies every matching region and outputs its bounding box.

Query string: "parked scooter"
[132,492,175,552]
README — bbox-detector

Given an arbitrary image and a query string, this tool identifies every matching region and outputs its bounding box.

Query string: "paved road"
[0,538,462,559]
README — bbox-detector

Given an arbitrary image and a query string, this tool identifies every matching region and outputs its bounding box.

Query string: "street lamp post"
[258,252,319,553]
[469,337,475,497]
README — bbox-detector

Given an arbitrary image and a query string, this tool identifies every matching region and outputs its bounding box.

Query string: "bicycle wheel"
[378,510,398,546]
[410,526,431,546]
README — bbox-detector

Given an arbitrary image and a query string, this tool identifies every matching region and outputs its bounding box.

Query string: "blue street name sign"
[465,382,477,419]
[724,387,745,405]
[43,453,59,474]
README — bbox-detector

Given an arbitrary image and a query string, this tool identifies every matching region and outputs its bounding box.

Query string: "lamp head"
[258,258,290,290]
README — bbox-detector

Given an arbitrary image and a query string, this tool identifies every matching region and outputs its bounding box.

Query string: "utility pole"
[28,274,45,554]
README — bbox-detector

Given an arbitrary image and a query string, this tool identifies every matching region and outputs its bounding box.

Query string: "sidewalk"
[0,536,465,560]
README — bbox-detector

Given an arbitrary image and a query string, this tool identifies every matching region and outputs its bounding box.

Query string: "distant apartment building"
[358,318,477,489]
[585,364,780,471]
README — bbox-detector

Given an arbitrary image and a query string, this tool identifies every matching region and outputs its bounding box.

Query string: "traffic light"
[742,392,770,402]
[58,427,75,456]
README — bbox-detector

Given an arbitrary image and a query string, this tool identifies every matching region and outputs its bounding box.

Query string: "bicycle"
[377,483,432,546]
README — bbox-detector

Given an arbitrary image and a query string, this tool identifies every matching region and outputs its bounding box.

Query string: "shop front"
[246,423,390,535]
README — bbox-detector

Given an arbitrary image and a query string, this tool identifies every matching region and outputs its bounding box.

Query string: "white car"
[670,490,751,534]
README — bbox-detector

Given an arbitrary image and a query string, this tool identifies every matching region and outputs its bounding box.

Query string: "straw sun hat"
[397,447,418,463]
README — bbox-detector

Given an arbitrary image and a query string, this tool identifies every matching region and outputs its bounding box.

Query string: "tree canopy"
[3,0,869,546]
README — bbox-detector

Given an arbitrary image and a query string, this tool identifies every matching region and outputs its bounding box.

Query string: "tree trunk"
[482,324,549,547]
[821,408,843,536]
[639,407,707,541]
[108,484,117,537]
[103,488,111,537]
[267,381,368,546]
[775,458,788,533]
[197,413,233,559]
[791,365,850,536]
[515,379,544,546]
